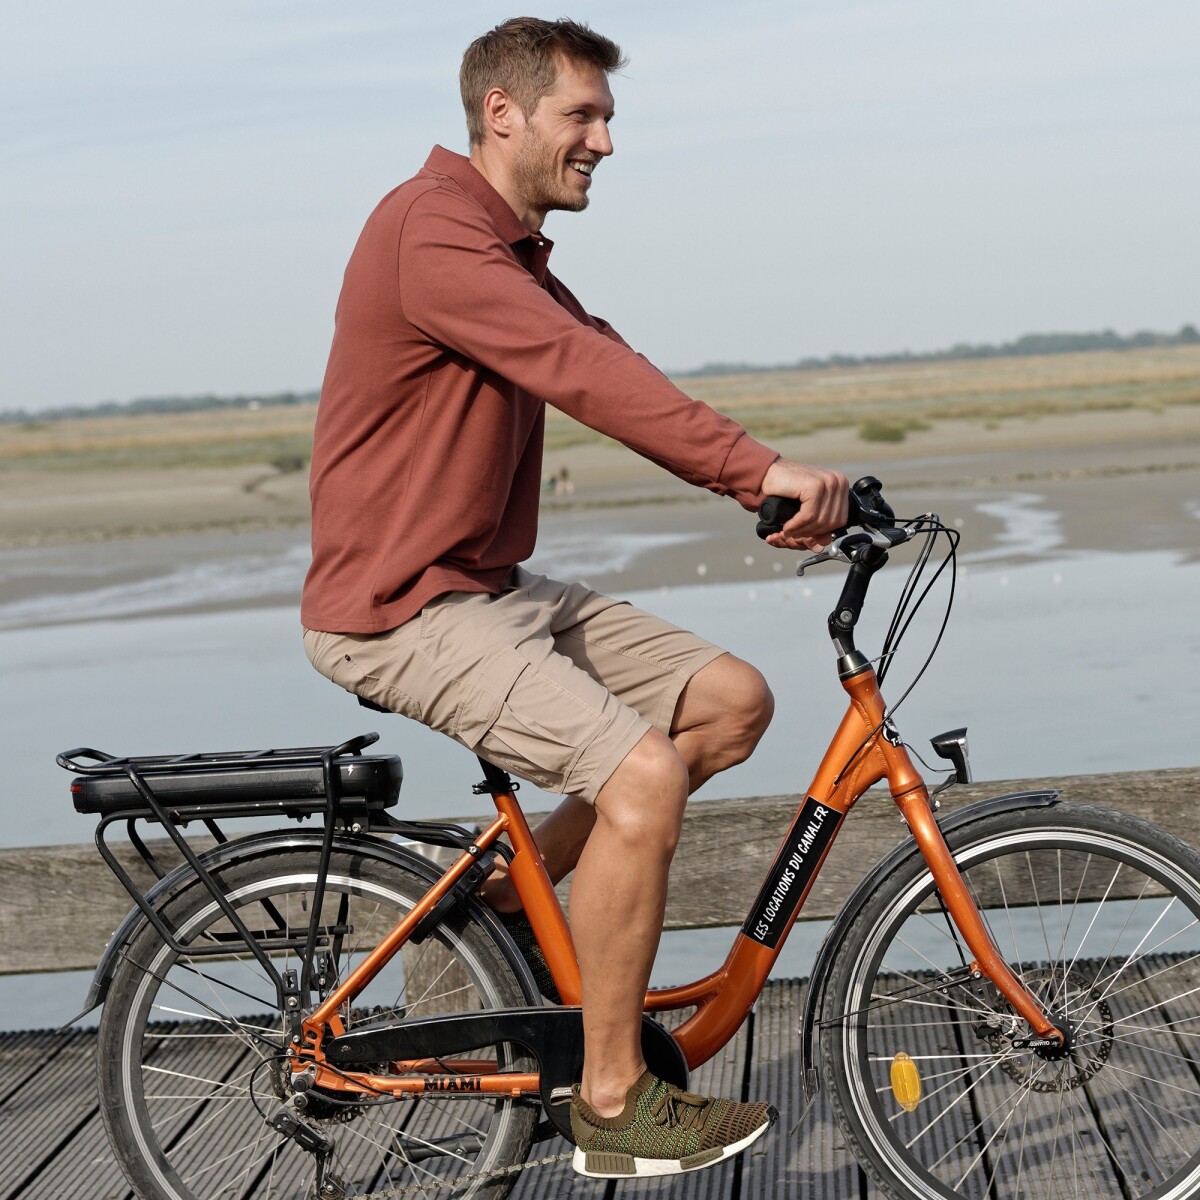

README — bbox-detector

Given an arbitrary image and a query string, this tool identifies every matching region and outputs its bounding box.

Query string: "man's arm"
[549,276,849,542]
[401,189,846,533]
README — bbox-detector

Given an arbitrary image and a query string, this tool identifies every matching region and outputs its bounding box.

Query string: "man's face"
[510,57,615,219]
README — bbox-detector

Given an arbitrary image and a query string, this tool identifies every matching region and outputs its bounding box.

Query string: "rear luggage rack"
[58,732,502,1027]
[60,734,404,821]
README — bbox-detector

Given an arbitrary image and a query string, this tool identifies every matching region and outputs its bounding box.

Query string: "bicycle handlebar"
[755,474,896,541]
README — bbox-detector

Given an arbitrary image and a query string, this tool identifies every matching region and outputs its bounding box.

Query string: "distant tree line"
[678,323,1200,378]
[1,389,319,426]
[4,324,1197,423]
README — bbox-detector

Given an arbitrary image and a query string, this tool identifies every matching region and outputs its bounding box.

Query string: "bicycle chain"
[326,1149,575,1200]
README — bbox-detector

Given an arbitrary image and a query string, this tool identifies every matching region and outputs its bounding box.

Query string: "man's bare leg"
[571,728,689,1113]
[479,654,772,1114]
[481,653,772,910]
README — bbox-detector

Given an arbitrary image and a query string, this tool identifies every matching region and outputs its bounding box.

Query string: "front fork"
[892,783,1063,1044]
[832,661,1065,1047]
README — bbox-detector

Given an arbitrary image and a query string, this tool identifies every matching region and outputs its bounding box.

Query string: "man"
[302,17,847,1179]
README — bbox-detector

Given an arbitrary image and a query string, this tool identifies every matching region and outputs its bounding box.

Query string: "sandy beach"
[2,406,1196,614]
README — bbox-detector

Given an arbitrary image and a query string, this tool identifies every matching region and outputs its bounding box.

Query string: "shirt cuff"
[718,433,780,508]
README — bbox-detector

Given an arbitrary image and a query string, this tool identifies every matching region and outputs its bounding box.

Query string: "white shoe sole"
[572,1110,776,1179]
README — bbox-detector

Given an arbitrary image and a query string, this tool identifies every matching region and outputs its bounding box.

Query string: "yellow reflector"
[890,1051,921,1113]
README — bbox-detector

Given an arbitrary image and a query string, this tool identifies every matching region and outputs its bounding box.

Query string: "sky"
[4,0,1198,413]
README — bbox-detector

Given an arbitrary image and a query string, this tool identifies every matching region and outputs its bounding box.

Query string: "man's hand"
[759,460,849,551]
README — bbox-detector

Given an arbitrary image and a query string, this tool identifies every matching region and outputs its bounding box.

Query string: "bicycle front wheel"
[821,803,1200,1200]
[97,847,537,1200]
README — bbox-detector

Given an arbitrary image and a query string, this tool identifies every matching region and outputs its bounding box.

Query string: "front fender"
[796,789,1060,1106]
[61,830,539,1028]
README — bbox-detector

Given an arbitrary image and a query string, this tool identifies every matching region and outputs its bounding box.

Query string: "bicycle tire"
[819,802,1200,1200]
[97,847,538,1200]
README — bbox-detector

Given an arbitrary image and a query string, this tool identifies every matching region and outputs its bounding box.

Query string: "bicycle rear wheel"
[98,847,537,1200]
[820,803,1200,1200]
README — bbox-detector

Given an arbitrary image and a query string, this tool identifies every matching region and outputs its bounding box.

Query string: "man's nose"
[587,120,613,157]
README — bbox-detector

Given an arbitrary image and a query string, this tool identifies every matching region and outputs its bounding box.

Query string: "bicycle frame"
[296,651,1061,1098]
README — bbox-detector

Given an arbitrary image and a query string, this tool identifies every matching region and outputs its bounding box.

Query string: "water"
[4,548,1194,850]
[1,505,1196,1029]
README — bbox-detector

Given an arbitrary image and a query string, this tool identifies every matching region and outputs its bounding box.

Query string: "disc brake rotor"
[975,966,1114,1093]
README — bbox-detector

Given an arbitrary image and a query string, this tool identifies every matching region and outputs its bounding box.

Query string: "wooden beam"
[2,767,1196,974]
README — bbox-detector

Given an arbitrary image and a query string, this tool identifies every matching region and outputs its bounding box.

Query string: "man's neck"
[468,144,544,235]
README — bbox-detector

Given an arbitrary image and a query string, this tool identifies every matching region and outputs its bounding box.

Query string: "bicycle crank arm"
[323,1007,688,1139]
[395,1133,484,1164]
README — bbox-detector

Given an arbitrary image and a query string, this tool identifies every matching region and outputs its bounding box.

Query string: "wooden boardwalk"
[6,957,1200,1199]
[5,767,1200,1198]
[3,978,868,1200]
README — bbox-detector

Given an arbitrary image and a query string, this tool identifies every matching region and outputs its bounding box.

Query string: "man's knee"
[593,729,688,852]
[727,659,774,748]
[677,654,774,763]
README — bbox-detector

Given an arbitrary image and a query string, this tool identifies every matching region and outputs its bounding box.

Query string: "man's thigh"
[303,571,724,802]
[511,568,726,734]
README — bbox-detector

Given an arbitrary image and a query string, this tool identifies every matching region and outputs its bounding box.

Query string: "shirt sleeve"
[398,187,778,509]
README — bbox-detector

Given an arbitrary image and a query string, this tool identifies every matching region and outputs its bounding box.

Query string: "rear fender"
[61,830,539,1027]
[796,789,1060,1106]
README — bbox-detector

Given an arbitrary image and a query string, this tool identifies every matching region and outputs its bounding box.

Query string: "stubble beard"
[512,126,588,217]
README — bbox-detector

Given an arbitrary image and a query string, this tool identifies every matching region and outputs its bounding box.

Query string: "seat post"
[475,757,516,794]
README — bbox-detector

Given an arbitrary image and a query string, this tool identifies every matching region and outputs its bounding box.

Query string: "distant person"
[554,464,575,496]
[302,16,846,1178]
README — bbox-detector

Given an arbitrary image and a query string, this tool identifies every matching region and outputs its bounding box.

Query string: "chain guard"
[324,1005,688,1139]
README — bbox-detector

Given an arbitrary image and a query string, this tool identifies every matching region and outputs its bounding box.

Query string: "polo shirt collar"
[424,146,554,281]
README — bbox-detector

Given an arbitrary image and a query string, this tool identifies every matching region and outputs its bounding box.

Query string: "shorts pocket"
[306,627,426,722]
[339,653,425,723]
[452,648,528,749]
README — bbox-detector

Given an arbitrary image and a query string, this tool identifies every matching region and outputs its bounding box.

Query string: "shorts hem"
[572,711,654,805]
[650,645,727,733]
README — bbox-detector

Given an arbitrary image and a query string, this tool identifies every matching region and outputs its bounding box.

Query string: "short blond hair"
[460,17,626,146]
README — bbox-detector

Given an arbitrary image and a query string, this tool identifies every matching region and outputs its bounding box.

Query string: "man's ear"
[481,86,523,143]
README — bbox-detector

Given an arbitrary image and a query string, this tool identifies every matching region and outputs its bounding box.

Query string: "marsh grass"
[0,406,317,472]
[6,346,1199,470]
[858,417,931,443]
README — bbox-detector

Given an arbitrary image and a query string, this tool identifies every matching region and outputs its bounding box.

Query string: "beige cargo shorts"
[303,567,725,803]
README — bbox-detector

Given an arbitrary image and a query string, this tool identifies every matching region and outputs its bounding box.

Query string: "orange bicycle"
[61,476,1200,1199]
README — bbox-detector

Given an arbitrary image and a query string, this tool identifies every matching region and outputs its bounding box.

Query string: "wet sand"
[1,407,1196,612]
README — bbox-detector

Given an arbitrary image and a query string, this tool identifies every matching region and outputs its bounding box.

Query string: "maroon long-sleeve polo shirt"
[301,146,778,634]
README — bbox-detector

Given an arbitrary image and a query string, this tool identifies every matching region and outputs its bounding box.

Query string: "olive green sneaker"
[495,909,561,1004]
[570,1071,777,1178]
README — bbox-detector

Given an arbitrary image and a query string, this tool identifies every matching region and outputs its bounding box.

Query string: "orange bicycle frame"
[296,652,1059,1098]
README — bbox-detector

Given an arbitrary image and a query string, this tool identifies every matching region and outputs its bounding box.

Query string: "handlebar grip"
[756,495,801,540]
[756,476,895,541]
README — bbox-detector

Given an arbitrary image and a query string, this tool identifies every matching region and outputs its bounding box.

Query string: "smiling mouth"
[568,160,595,178]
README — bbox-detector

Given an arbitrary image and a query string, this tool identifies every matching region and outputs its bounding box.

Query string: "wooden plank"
[1102,953,1200,1188]
[745,977,867,1196]
[4,766,1198,974]
[652,764,1200,931]
[0,1029,129,1200]
[0,839,212,975]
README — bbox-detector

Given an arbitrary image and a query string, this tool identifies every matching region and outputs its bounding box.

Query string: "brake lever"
[795,527,911,577]
[795,543,851,577]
